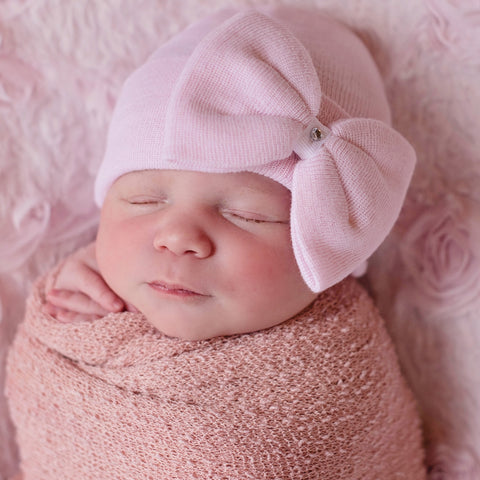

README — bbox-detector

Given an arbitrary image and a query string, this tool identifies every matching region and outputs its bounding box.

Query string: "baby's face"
[96,170,317,340]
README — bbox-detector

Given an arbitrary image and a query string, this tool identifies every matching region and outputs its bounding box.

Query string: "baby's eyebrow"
[240,186,270,197]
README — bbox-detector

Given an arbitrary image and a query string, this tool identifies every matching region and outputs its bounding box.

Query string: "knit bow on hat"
[95,9,416,293]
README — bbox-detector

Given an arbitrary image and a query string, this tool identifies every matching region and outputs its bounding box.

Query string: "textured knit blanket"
[6,275,426,479]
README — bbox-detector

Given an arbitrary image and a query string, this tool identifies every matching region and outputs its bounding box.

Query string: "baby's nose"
[153,216,214,258]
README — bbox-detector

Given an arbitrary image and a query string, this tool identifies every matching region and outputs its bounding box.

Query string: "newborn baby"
[6,7,426,479]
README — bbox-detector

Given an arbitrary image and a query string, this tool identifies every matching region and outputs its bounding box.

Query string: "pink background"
[1,0,479,478]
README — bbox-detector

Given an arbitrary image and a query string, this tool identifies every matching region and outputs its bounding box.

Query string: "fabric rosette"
[400,195,480,316]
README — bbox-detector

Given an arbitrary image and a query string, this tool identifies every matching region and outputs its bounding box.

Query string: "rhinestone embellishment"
[310,127,323,141]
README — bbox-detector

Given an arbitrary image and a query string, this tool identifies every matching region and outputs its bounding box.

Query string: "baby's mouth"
[148,281,207,297]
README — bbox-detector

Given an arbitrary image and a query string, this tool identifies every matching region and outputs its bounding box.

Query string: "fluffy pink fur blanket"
[6,275,425,479]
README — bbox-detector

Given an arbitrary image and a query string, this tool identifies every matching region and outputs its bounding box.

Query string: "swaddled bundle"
[6,274,425,479]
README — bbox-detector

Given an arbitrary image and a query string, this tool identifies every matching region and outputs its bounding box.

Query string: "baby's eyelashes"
[226,212,268,224]
[120,195,289,225]
[222,209,289,225]
[123,196,166,206]
[127,198,160,205]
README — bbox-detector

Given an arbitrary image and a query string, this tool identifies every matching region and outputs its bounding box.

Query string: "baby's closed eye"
[123,195,167,206]
[221,208,289,225]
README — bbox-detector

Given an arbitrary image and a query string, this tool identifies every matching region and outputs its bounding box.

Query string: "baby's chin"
[122,305,203,340]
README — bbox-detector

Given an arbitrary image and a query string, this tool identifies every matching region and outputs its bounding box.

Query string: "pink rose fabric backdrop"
[1,0,479,478]
[401,196,480,317]
[368,1,480,477]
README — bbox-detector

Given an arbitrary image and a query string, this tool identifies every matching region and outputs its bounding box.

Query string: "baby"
[6,7,426,479]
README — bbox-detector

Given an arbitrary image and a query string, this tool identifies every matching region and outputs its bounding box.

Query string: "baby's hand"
[44,242,125,322]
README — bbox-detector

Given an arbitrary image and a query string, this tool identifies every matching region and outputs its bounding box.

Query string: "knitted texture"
[94,8,416,293]
[6,275,426,479]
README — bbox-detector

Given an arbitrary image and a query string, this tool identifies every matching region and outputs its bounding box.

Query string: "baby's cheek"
[232,245,290,293]
[96,224,126,289]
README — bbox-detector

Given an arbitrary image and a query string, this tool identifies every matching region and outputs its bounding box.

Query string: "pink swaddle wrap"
[6,274,425,479]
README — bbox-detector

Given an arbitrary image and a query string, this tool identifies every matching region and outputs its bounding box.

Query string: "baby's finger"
[43,302,61,318]
[56,307,102,324]
[42,303,100,323]
[75,270,124,312]
[56,310,102,324]
[46,289,112,317]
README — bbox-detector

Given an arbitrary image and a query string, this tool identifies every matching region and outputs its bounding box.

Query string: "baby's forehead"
[117,169,288,191]
[111,169,291,203]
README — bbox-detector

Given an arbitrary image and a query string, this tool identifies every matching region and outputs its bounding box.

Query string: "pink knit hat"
[95,7,416,293]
